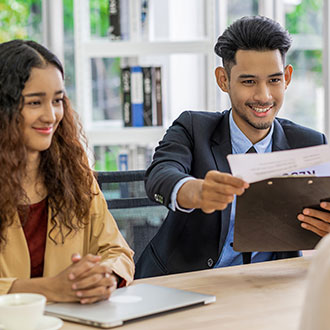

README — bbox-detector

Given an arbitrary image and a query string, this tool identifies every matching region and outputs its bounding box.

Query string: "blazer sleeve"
[89,180,135,285]
[145,111,196,207]
[0,278,17,295]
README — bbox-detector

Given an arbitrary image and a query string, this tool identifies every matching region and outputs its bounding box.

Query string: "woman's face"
[21,65,64,154]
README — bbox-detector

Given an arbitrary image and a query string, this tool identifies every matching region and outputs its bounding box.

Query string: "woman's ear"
[215,66,230,92]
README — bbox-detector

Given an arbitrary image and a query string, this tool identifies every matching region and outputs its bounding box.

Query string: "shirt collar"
[229,110,274,154]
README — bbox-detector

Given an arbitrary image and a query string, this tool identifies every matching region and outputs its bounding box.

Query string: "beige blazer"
[0,179,135,294]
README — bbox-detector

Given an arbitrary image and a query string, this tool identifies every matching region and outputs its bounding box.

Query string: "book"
[153,66,163,126]
[104,146,119,171]
[119,0,129,40]
[129,0,141,41]
[130,66,144,127]
[93,145,105,171]
[121,67,132,127]
[141,0,150,41]
[108,0,121,40]
[142,67,152,126]
[94,144,154,172]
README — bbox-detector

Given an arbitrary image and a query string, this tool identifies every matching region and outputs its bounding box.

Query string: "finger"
[201,199,232,213]
[79,286,113,304]
[76,284,113,301]
[71,253,82,263]
[68,254,102,280]
[298,214,330,234]
[201,189,235,204]
[300,222,328,237]
[302,208,330,223]
[73,271,117,291]
[205,171,249,189]
[72,273,104,290]
[72,263,111,280]
[321,202,330,211]
[203,181,246,197]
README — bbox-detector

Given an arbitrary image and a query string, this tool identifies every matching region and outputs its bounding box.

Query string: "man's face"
[216,49,293,143]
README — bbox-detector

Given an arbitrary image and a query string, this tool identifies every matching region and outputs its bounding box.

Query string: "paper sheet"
[227,144,330,183]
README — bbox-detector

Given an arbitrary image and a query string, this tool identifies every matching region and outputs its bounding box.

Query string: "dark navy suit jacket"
[135,110,327,279]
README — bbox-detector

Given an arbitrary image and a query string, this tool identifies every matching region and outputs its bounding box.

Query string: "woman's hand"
[50,253,118,304]
[10,253,119,304]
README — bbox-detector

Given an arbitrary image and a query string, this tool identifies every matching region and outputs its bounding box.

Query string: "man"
[135,16,329,279]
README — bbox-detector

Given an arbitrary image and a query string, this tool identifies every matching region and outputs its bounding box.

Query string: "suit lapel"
[210,111,233,255]
[210,111,232,174]
[272,119,290,151]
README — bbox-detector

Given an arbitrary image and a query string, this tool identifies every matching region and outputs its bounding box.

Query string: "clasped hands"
[52,253,119,304]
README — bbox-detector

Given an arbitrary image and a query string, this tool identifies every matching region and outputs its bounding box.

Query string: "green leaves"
[0,0,42,43]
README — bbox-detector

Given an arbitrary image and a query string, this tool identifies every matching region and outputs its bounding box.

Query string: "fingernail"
[72,284,77,290]
[301,223,307,229]
[321,202,327,208]
[303,209,309,215]
[76,291,82,297]
[297,214,304,221]
[68,273,75,280]
[80,299,87,304]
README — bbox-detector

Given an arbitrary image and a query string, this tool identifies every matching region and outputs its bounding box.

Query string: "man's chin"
[248,120,273,130]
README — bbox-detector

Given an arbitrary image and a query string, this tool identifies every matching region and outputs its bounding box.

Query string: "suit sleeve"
[145,111,196,207]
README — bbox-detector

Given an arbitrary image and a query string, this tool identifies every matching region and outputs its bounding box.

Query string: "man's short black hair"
[214,16,292,75]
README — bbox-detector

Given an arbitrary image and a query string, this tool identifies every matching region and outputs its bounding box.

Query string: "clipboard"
[233,176,330,252]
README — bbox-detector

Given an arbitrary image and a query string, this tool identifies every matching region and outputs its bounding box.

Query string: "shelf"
[82,39,214,58]
[86,126,166,145]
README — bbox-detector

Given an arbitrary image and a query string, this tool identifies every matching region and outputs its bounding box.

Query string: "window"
[228,0,259,24]
[282,0,324,132]
[0,0,42,43]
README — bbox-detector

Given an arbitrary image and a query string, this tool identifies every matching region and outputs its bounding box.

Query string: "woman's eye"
[53,98,64,105]
[27,101,41,106]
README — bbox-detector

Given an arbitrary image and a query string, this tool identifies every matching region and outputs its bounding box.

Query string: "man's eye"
[242,80,255,85]
[270,78,281,83]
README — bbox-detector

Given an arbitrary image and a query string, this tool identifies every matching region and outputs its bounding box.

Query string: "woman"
[0,40,134,304]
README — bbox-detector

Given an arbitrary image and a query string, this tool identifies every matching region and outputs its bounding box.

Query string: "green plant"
[0,0,42,43]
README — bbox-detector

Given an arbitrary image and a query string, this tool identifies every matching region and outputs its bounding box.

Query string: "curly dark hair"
[0,40,95,246]
[214,16,292,76]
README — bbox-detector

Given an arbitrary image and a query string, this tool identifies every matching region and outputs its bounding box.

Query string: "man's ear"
[215,66,229,92]
[284,64,293,89]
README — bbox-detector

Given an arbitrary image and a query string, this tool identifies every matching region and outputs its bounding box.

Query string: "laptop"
[45,283,216,328]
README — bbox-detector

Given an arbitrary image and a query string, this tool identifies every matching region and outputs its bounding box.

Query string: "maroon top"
[19,198,48,278]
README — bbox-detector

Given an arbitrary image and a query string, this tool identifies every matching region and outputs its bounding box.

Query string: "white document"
[227,144,330,183]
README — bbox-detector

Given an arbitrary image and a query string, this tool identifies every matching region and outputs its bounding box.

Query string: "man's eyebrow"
[23,90,64,97]
[268,72,284,77]
[238,74,256,79]
[238,72,284,79]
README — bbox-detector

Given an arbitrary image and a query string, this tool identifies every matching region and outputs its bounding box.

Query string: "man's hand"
[177,170,249,213]
[297,202,330,237]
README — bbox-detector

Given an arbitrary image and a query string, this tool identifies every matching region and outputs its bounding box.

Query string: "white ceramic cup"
[0,293,46,330]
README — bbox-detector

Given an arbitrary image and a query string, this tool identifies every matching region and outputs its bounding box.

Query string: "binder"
[233,176,330,252]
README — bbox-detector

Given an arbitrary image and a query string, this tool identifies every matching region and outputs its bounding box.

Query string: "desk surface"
[62,257,311,330]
